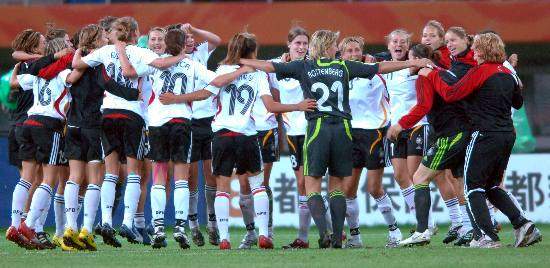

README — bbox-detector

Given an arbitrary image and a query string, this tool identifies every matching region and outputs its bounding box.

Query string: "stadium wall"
[1,137,549,227]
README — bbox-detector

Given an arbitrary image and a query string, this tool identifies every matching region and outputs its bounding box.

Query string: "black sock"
[486,187,528,229]
[466,203,483,239]
[468,191,499,241]
[414,184,431,233]
[307,193,327,238]
[329,191,346,246]
[265,186,274,229]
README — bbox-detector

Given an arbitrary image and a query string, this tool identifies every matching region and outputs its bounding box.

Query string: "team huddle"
[4,15,543,251]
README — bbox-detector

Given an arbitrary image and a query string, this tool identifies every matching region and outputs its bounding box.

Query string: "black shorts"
[190,116,213,162]
[390,124,431,159]
[149,118,192,163]
[65,126,103,162]
[352,127,391,170]
[101,109,147,161]
[257,128,280,164]
[464,131,515,193]
[8,125,22,168]
[286,135,304,171]
[211,129,262,177]
[304,117,353,178]
[17,115,64,165]
[422,131,470,178]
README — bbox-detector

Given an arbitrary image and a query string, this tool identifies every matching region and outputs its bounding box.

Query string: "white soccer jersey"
[383,68,428,127]
[349,74,390,129]
[18,70,71,120]
[82,44,158,118]
[252,90,278,131]
[140,76,153,127]
[146,55,216,127]
[189,42,217,119]
[206,65,271,136]
[269,58,306,136]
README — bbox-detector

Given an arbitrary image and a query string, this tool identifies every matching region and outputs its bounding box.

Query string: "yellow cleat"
[78,228,97,251]
[54,235,76,251]
[63,228,86,250]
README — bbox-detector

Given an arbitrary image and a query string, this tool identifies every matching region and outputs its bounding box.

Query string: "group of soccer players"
[4,15,542,251]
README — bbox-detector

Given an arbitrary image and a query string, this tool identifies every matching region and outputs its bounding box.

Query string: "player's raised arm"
[240,58,275,73]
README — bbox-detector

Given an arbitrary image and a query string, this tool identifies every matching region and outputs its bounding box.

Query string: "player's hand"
[297,98,317,112]
[114,41,127,52]
[411,58,434,69]
[181,23,193,33]
[508,53,518,68]
[159,92,177,105]
[418,67,433,77]
[239,65,255,73]
[363,54,377,63]
[281,53,291,63]
[387,124,403,142]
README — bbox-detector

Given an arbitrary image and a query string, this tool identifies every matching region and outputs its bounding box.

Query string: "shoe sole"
[401,240,430,247]
[525,232,542,247]
[175,237,190,249]
[192,232,205,247]
[79,237,97,251]
[120,228,139,244]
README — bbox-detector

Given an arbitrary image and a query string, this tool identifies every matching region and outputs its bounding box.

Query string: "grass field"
[1,225,549,268]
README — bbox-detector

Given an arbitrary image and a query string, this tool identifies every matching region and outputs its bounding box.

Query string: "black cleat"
[191,227,205,247]
[443,225,462,244]
[36,232,56,249]
[101,223,122,248]
[318,232,332,249]
[93,223,103,236]
[207,226,220,246]
[454,229,474,247]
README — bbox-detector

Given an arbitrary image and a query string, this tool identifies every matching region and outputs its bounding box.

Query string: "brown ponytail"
[12,29,42,54]
[45,22,67,41]
[221,32,257,65]
[410,44,435,60]
[112,17,139,43]
[79,24,103,54]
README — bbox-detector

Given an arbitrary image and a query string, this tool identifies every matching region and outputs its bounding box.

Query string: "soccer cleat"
[399,230,431,247]
[258,235,274,249]
[454,229,474,247]
[344,235,364,249]
[442,225,462,244]
[471,235,501,248]
[101,223,122,248]
[78,228,97,251]
[136,227,151,246]
[36,232,56,249]
[174,225,190,249]
[318,232,332,249]
[385,228,403,248]
[428,225,439,236]
[18,221,43,249]
[93,223,103,236]
[191,227,205,247]
[63,228,86,250]
[151,226,167,249]
[219,239,231,250]
[53,235,76,251]
[6,226,33,249]
[132,226,144,244]
[120,224,139,244]
[238,232,258,249]
[207,226,220,246]
[514,221,541,248]
[282,238,309,249]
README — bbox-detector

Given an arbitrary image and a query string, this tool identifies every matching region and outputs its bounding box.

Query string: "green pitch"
[1,225,549,268]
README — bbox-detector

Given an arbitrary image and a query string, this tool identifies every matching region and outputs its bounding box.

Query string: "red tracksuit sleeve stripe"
[398,76,434,129]
[38,53,74,80]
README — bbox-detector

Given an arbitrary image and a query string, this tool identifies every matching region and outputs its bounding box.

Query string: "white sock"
[64,180,80,230]
[428,207,436,229]
[345,198,359,231]
[298,195,310,242]
[11,178,31,228]
[459,204,472,230]
[27,184,53,229]
[487,200,496,224]
[151,185,166,228]
[35,195,52,233]
[507,191,525,217]
[375,193,398,227]
[134,212,145,229]
[401,185,416,213]
[122,173,141,227]
[174,180,190,226]
[252,186,269,237]
[83,184,100,232]
[54,194,65,236]
[323,195,333,233]
[215,191,230,241]
[101,173,118,226]
[205,184,217,228]
[188,189,199,229]
[444,197,462,227]
[239,194,255,232]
